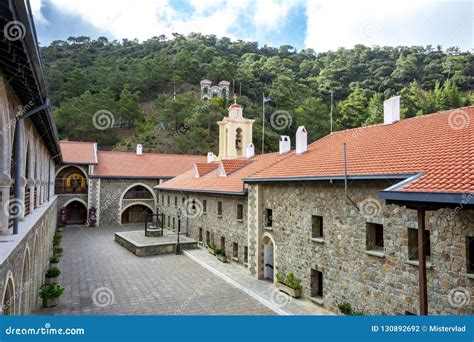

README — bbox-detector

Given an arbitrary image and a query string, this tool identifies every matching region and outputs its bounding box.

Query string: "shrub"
[39,284,64,299]
[54,247,63,256]
[338,302,364,315]
[49,256,60,264]
[277,272,302,290]
[46,268,61,278]
[208,242,217,250]
[215,248,226,256]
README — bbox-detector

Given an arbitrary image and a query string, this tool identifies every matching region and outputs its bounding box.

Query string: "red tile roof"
[157,153,292,194]
[195,163,219,177]
[92,151,206,178]
[60,140,97,164]
[247,107,474,195]
[221,159,250,175]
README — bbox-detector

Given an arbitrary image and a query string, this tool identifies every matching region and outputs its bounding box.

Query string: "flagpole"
[262,92,265,154]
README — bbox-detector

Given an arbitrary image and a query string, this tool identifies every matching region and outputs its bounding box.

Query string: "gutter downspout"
[417,209,428,315]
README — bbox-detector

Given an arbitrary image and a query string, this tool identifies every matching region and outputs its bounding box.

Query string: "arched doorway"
[64,200,87,225]
[262,235,275,281]
[2,275,15,315]
[55,166,87,194]
[121,204,152,224]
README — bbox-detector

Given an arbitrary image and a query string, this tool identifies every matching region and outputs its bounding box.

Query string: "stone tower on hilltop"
[200,80,230,100]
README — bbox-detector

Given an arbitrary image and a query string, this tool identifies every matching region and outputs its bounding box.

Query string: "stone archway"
[20,247,31,314]
[121,203,153,224]
[2,272,15,315]
[262,234,276,282]
[63,199,87,225]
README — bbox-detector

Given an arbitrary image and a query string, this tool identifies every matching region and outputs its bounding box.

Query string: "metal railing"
[145,213,164,236]
[123,191,154,199]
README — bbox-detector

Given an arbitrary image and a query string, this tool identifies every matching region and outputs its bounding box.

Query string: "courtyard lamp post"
[176,207,182,255]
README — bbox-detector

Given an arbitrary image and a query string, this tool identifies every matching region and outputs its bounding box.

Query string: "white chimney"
[136,144,143,155]
[246,143,255,158]
[207,152,215,163]
[384,96,400,125]
[279,136,291,154]
[296,126,307,155]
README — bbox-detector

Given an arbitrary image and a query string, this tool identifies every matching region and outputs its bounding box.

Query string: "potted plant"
[49,256,60,268]
[53,234,62,246]
[216,248,227,263]
[275,272,302,298]
[207,242,217,256]
[53,247,63,256]
[45,268,61,284]
[39,284,64,308]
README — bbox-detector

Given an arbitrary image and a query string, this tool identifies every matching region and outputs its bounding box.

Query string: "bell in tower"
[216,96,255,160]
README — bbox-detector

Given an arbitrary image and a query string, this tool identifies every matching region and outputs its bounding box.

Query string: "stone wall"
[247,181,474,315]
[93,178,159,226]
[159,190,249,266]
[0,197,57,315]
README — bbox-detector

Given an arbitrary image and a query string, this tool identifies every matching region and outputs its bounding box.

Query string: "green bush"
[215,248,226,257]
[276,272,302,290]
[338,302,364,315]
[208,242,217,250]
[39,284,64,299]
[46,268,61,278]
[53,247,63,256]
[49,256,60,264]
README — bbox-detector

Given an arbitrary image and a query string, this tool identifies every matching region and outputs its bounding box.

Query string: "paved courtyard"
[36,225,274,315]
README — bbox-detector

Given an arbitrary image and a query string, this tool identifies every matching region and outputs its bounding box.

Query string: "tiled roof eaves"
[379,191,474,206]
[243,173,416,183]
[62,161,98,165]
[154,186,247,196]
[89,175,171,180]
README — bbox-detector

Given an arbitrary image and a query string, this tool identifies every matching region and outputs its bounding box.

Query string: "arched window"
[203,86,208,95]
[123,185,153,199]
[235,128,243,150]
[221,88,227,99]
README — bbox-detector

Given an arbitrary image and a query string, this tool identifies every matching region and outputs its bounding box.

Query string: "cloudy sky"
[31,0,472,51]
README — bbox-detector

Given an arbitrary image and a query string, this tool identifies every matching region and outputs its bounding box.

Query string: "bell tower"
[217,96,254,160]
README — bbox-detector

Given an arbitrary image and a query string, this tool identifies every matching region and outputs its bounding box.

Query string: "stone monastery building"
[0,0,472,317]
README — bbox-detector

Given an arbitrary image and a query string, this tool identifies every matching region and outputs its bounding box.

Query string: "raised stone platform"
[115,230,198,256]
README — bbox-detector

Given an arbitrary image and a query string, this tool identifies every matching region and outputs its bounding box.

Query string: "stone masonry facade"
[89,178,160,226]
[247,181,474,315]
[158,190,249,266]
[0,198,57,315]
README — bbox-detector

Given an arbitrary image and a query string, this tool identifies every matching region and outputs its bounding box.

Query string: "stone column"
[19,176,26,220]
[26,178,34,214]
[0,180,11,234]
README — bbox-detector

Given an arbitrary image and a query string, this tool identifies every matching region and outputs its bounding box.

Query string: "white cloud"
[304,0,455,51]
[253,0,301,32]
[30,0,47,24]
[44,0,284,41]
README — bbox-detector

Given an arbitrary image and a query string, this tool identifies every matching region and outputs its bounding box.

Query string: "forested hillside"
[42,34,473,154]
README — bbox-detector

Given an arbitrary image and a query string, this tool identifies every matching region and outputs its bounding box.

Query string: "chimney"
[246,143,255,158]
[207,152,215,163]
[384,96,400,125]
[295,126,307,155]
[136,144,143,155]
[279,136,291,154]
